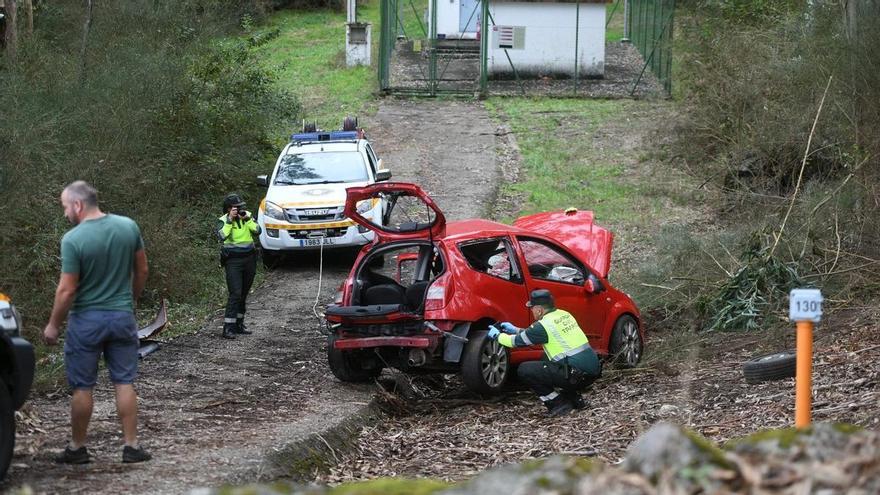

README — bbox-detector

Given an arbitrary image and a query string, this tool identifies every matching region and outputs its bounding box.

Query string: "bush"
[0,1,299,339]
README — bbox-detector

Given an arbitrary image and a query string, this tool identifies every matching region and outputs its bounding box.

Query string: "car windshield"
[274,151,369,185]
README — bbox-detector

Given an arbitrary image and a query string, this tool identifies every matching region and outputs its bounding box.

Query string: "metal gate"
[627,0,675,94]
[378,0,484,95]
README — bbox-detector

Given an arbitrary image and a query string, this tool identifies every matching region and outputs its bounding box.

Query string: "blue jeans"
[64,310,138,389]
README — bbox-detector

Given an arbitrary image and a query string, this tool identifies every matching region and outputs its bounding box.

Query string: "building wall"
[432,0,480,40]
[486,2,606,77]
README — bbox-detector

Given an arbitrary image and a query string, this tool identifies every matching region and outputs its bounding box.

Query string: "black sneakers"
[122,445,152,463]
[233,320,252,335]
[55,446,91,464]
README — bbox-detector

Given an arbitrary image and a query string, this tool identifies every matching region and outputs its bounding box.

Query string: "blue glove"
[500,322,518,334]
[487,326,501,340]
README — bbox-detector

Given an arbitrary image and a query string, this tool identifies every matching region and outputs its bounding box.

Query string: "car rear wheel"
[461,329,510,395]
[327,336,382,383]
[0,378,14,480]
[610,315,642,368]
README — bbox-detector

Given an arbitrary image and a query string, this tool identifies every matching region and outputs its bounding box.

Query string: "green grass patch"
[486,98,657,226]
[253,4,382,133]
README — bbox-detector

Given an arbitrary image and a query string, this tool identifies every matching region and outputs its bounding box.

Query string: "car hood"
[264,181,371,209]
[514,209,613,278]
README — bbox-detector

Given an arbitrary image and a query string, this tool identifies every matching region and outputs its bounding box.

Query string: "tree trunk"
[23,0,33,37]
[4,0,17,62]
[79,0,93,81]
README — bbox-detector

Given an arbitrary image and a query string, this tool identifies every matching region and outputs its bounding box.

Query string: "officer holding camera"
[216,194,261,340]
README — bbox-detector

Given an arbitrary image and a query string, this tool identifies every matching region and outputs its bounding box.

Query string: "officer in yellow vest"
[216,194,261,340]
[489,289,601,416]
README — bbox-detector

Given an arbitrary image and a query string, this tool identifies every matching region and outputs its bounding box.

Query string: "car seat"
[363,283,407,305]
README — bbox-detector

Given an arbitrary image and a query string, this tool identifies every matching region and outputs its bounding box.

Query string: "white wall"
[432,0,480,40]
[487,2,606,77]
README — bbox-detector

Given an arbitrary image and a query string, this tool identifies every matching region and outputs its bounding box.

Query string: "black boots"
[564,392,587,410]
[222,323,237,339]
[545,396,575,417]
[234,319,252,335]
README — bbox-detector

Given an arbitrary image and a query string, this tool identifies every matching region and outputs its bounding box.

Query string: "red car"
[324,182,643,394]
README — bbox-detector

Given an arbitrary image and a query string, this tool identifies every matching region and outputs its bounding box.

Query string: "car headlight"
[356,199,378,215]
[0,295,21,337]
[263,201,286,221]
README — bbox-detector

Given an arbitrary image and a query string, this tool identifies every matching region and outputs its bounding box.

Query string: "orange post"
[795,320,814,428]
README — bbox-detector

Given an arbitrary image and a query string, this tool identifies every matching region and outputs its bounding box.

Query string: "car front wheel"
[610,315,642,368]
[461,329,511,395]
[327,336,382,383]
[0,378,14,480]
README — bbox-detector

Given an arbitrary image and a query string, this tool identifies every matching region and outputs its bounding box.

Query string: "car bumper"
[333,336,433,350]
[259,223,374,251]
[10,336,35,409]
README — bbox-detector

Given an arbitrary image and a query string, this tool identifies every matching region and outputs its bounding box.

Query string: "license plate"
[303,208,331,216]
[300,237,336,247]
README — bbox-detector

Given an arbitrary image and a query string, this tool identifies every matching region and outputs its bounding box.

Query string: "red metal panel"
[334,336,433,349]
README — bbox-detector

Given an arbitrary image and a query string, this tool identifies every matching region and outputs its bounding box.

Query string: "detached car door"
[513,236,610,347]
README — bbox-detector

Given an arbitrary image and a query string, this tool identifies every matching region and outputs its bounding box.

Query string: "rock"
[441,456,596,495]
[658,404,680,417]
[622,422,730,481]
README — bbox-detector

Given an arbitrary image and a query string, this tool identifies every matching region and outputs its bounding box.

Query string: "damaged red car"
[324,182,643,394]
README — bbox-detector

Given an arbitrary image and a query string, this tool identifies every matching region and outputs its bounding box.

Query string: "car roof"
[440,219,531,243]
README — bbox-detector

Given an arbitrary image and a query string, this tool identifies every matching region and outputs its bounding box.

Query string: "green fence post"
[480,0,489,95]
[574,1,580,95]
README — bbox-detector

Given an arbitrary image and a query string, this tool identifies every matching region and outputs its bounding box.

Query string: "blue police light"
[290,131,359,142]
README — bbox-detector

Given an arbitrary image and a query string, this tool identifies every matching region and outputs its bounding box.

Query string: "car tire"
[461,329,511,395]
[261,250,282,268]
[743,351,796,384]
[0,378,14,480]
[327,336,382,383]
[342,116,358,131]
[609,315,642,368]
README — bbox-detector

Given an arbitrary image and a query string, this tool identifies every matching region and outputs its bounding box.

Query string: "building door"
[459,0,481,33]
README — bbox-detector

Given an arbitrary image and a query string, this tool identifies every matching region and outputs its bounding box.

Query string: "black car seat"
[363,283,407,306]
[405,281,431,311]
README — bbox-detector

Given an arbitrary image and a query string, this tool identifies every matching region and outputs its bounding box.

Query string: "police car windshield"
[274,152,369,185]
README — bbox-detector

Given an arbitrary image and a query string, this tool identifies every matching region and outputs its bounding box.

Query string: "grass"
[485,98,660,226]
[252,4,382,133]
[606,0,626,42]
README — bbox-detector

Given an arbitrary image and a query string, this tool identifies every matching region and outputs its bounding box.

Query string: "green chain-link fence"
[627,0,675,94]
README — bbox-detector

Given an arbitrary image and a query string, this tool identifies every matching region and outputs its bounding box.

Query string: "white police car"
[256,121,391,257]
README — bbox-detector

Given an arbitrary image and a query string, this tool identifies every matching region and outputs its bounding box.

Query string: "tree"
[4,0,17,61]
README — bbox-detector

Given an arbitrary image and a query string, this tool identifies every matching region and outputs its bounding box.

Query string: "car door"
[345,182,445,242]
[513,236,610,347]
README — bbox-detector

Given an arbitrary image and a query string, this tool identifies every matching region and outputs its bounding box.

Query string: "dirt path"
[2,100,499,494]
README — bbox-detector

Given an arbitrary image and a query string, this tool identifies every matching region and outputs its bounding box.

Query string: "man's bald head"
[63,180,99,207]
[61,181,100,225]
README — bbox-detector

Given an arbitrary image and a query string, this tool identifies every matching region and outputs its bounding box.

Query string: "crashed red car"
[324,182,643,394]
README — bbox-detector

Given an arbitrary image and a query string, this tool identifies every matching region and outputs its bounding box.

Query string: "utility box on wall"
[487,0,608,78]
[346,22,372,67]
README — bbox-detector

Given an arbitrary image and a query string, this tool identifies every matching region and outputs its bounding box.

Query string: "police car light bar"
[291,131,359,143]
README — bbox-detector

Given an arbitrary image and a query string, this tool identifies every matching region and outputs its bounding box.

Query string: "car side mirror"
[256,175,269,187]
[585,275,604,294]
[376,169,392,182]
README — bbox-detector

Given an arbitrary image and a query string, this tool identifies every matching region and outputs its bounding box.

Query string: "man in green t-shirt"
[43,181,152,464]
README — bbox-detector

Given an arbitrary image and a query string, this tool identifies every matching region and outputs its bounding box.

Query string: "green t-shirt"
[61,214,144,313]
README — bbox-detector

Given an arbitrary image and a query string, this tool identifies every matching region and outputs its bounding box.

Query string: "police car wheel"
[0,377,14,480]
[610,315,642,368]
[461,329,510,396]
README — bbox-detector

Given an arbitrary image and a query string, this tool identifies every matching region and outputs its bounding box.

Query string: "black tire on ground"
[327,336,382,382]
[303,121,317,133]
[609,314,643,368]
[460,329,511,395]
[0,378,15,480]
[261,250,282,269]
[743,351,796,384]
[342,116,358,131]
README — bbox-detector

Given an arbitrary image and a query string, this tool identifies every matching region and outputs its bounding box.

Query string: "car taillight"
[424,273,453,311]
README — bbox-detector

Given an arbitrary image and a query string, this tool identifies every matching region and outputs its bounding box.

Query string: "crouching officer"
[489,289,601,417]
[217,194,261,339]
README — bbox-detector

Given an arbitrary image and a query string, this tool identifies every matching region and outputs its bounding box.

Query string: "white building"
[430,0,609,78]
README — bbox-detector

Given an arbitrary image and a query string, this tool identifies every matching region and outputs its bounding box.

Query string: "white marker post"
[789,288,823,428]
